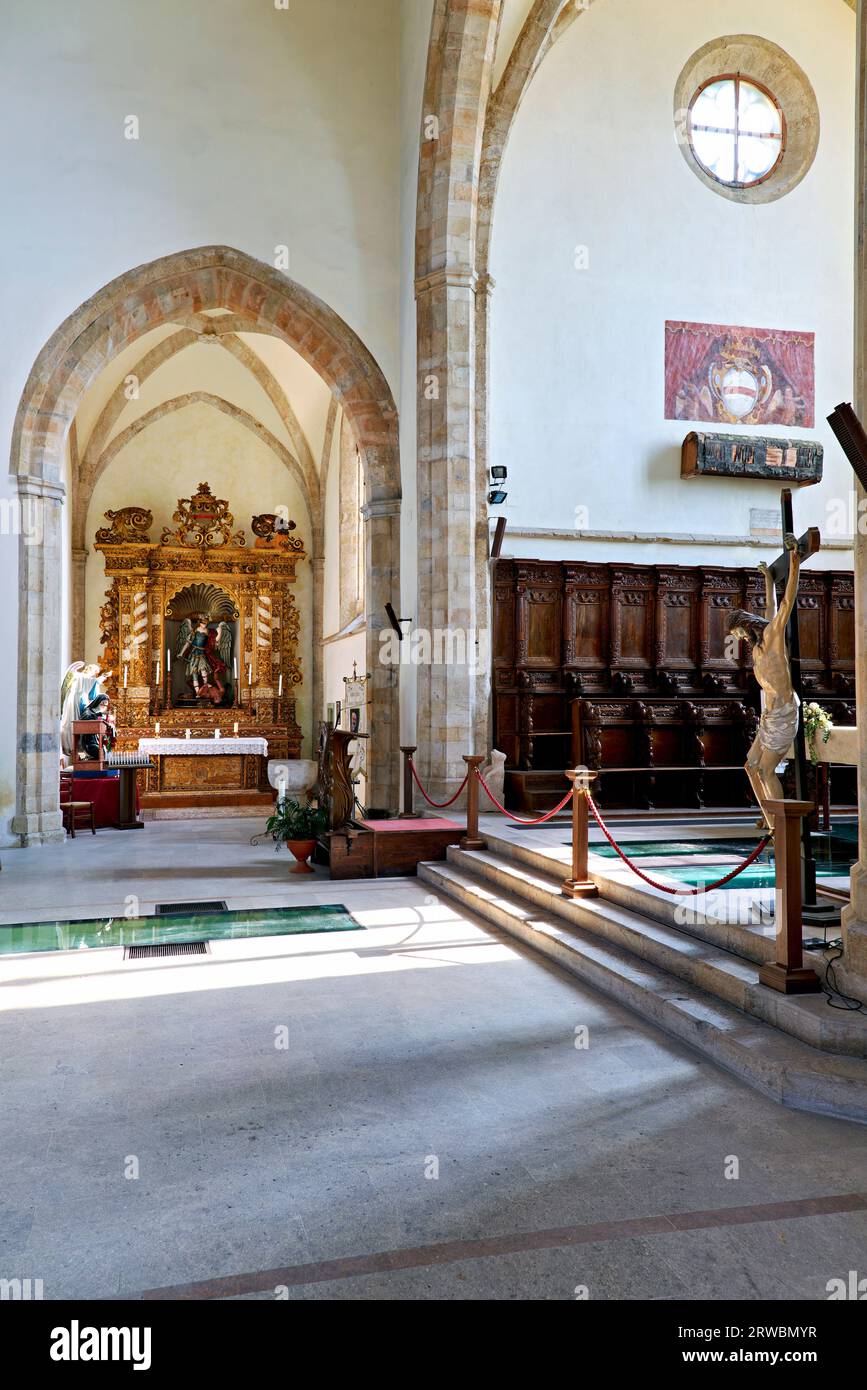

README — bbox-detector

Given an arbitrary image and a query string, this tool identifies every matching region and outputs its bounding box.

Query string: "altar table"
[137,737,270,803]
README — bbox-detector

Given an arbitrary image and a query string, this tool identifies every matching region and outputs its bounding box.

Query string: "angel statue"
[60,662,112,760]
[176,615,232,704]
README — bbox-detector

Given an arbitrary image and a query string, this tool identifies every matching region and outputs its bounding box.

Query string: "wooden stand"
[460,755,487,851]
[562,769,598,898]
[758,798,821,995]
[113,760,154,830]
[72,719,113,765]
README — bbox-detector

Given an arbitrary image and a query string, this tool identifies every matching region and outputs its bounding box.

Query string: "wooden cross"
[767,489,822,910]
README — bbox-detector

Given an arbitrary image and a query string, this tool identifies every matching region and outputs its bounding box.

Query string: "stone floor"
[1,817,866,1300]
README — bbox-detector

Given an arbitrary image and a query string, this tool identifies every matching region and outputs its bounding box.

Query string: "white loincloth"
[758,693,800,757]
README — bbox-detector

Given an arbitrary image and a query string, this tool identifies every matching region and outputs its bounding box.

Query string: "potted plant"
[265,797,327,874]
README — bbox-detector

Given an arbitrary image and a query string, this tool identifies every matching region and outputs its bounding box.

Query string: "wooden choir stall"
[492,558,856,813]
[93,486,305,812]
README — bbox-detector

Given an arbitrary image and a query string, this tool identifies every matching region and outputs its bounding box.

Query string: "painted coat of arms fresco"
[665,321,815,428]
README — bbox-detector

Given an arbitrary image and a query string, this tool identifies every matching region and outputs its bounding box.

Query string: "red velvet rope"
[476,770,574,825]
[586,793,772,896]
[408,758,469,809]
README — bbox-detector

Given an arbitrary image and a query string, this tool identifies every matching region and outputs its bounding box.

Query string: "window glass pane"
[739,84,781,137]
[692,128,735,183]
[689,75,783,187]
[692,79,736,131]
[738,134,781,183]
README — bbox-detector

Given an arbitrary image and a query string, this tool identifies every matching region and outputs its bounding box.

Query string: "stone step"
[483,829,776,964]
[444,846,867,1058]
[418,858,867,1122]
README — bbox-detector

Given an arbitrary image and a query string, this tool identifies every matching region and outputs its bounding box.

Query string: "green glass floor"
[588,833,855,890]
[0,905,360,956]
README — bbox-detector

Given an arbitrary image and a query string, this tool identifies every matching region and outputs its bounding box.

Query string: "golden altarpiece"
[94,484,304,806]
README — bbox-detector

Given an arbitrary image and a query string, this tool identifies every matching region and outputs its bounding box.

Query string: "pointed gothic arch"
[11,245,400,842]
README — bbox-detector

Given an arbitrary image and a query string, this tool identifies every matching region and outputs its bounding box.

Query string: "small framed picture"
[349,707,360,733]
[335,700,342,727]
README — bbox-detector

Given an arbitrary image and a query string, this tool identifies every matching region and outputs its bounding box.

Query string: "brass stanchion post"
[460,755,487,851]
[562,768,598,898]
[400,745,419,818]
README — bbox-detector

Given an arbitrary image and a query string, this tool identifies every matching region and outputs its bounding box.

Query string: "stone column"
[415,265,484,801]
[841,0,867,995]
[363,496,401,810]
[12,474,67,845]
[311,553,325,741]
[70,547,88,658]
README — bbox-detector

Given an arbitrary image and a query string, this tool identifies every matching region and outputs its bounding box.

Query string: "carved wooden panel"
[610,567,655,676]
[563,563,609,670]
[515,562,562,669]
[161,754,244,790]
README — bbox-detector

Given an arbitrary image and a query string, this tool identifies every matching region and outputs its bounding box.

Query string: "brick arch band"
[11,245,401,843]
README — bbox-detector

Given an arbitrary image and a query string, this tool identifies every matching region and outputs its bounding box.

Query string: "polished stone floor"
[1,818,865,1300]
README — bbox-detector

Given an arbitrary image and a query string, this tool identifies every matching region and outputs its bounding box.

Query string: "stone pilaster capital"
[362,497,402,521]
[16,474,66,503]
[415,265,477,299]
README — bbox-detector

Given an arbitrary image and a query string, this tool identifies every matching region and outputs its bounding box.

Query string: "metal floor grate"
[125,941,210,960]
[155,901,227,915]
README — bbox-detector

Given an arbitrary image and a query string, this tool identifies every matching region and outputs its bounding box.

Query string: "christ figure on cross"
[728,535,804,830]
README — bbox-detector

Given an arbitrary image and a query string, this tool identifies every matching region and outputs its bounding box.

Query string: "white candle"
[278,673,283,697]
[233,658,238,680]
[155,721,160,735]
[185,728,191,739]
[123,665,128,688]
[155,659,161,686]
[215,728,221,740]
[247,663,252,686]
[167,647,171,672]
[233,721,239,734]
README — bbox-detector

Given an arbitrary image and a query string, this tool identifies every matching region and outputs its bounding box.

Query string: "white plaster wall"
[323,632,367,728]
[0,0,400,843]
[489,0,856,568]
[83,404,314,754]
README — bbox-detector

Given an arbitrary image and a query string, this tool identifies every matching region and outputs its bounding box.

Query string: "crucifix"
[765,489,825,917]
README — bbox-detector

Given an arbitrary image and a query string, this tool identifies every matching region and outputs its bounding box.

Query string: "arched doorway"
[11,245,401,843]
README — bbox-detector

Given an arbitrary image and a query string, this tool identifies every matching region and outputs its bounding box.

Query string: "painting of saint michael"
[665,321,815,429]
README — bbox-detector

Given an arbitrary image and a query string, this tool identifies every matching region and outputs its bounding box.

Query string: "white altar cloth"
[138,737,269,757]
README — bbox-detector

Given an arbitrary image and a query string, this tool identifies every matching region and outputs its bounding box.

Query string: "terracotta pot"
[286,839,316,874]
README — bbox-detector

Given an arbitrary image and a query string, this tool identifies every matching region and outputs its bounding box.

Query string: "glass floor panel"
[0,905,360,957]
[588,835,855,889]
